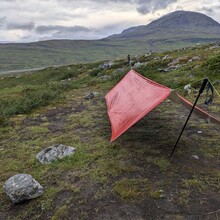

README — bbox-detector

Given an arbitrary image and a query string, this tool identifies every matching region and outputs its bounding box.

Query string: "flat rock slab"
[36,144,76,164]
[3,174,44,204]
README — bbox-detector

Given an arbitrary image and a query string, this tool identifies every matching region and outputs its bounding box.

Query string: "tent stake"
[170,78,208,158]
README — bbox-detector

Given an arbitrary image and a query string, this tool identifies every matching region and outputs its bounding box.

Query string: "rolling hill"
[0,10,220,72]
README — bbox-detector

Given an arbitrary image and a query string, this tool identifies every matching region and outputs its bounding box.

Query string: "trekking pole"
[170,78,208,158]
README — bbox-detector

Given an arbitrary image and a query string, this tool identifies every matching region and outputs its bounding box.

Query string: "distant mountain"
[107,11,220,40]
[1,10,220,72]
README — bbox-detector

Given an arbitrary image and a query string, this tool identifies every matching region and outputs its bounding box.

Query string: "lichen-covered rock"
[3,174,44,204]
[184,84,191,95]
[188,56,201,63]
[162,55,173,60]
[99,61,114,69]
[168,56,189,66]
[36,144,76,164]
[99,75,111,81]
[158,65,179,72]
[84,92,99,99]
[133,62,142,68]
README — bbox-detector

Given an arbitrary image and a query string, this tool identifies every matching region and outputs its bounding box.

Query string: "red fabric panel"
[169,91,220,125]
[105,70,171,141]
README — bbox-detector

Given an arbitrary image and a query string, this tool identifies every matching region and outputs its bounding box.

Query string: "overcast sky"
[0,0,220,42]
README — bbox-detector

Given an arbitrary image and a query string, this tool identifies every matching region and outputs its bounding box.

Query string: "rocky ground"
[0,43,219,219]
[0,86,219,220]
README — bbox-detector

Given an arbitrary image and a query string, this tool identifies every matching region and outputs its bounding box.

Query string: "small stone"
[84,93,94,99]
[92,92,99,96]
[99,61,114,69]
[133,62,142,68]
[145,53,151,57]
[160,65,179,72]
[99,75,111,81]
[184,84,191,95]
[158,68,168,72]
[192,155,199,160]
[36,144,76,164]
[3,174,44,204]
[84,92,99,99]
[197,131,203,134]
[162,55,171,60]
[168,56,188,66]
[153,57,160,60]
[191,56,200,61]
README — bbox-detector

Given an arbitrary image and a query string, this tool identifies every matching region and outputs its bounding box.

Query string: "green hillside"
[0,43,219,219]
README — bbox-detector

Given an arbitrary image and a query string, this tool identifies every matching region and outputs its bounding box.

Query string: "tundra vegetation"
[0,43,219,219]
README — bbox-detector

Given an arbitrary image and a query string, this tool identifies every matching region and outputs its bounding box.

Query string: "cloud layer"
[136,0,178,14]
[0,0,219,42]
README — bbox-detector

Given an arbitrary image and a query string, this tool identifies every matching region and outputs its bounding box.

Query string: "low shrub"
[0,84,64,117]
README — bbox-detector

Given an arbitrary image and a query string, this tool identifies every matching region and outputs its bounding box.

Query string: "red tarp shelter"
[105,70,220,141]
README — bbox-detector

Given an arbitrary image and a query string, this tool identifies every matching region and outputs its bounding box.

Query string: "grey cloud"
[51,28,99,40]
[136,0,178,14]
[97,22,134,36]
[136,5,150,14]
[36,24,117,40]
[0,16,7,25]
[54,0,177,15]
[71,0,177,14]
[57,0,130,3]
[7,22,35,30]
[176,6,183,11]
[56,0,178,15]
[35,25,91,34]
[200,7,214,14]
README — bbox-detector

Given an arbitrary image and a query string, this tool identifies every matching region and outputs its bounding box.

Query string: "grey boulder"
[3,174,44,204]
[36,144,76,164]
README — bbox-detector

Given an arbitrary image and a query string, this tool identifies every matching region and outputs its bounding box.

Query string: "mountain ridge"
[107,10,220,40]
[1,10,220,72]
